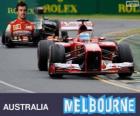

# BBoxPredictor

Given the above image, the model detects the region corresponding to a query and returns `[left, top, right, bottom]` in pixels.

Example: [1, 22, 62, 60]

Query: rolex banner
[0, 93, 139, 116]
[0, 0, 140, 33]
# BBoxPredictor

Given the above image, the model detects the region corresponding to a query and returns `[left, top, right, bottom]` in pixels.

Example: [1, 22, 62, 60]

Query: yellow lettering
[57, 0, 63, 3]
[58, 5, 63, 13]
[118, 4, 138, 13]
[51, 5, 58, 12]
[70, 5, 77, 13]
[27, 8, 34, 14]
[8, 8, 34, 14]
[118, 4, 125, 13]
[8, 8, 16, 14]
[43, 4, 78, 14]
[126, 7, 133, 13]
[132, 7, 137, 12]
[63, 5, 68, 13]
[43, 5, 49, 13]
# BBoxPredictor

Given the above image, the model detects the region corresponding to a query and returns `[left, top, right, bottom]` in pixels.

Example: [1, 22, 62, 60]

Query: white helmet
[79, 32, 90, 42]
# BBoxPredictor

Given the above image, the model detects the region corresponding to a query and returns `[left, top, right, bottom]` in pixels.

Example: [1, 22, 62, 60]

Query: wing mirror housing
[34, 7, 44, 14]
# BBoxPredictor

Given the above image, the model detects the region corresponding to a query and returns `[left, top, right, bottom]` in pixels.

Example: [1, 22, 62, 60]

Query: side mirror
[34, 7, 44, 14]
[99, 37, 105, 41]
[66, 38, 74, 42]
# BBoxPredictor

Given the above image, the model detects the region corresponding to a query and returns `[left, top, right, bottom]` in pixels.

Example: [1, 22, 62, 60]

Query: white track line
[117, 34, 137, 43]
[0, 80, 35, 93]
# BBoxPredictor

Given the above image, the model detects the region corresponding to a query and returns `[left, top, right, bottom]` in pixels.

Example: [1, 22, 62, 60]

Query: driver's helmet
[79, 32, 90, 42]
[42, 20, 57, 36]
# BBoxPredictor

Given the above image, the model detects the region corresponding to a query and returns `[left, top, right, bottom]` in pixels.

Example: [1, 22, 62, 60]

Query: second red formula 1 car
[37, 19, 134, 79]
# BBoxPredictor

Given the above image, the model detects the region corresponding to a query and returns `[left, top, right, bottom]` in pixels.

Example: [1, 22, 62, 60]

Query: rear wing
[60, 21, 94, 31]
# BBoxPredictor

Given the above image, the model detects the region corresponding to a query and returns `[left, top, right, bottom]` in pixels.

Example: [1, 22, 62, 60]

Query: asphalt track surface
[0, 19, 140, 93]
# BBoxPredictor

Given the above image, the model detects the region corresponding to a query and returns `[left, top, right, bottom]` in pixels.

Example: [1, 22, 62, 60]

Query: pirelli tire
[2, 32, 6, 45]
[5, 37, 15, 48]
[117, 43, 134, 78]
[2, 32, 15, 48]
[48, 44, 65, 79]
[37, 40, 54, 71]
[32, 31, 42, 46]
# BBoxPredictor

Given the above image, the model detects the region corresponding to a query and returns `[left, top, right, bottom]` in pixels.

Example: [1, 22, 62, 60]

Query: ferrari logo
[13, 24, 21, 31]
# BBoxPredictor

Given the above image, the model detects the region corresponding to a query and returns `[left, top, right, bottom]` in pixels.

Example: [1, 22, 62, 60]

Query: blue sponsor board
[0, 93, 139, 116]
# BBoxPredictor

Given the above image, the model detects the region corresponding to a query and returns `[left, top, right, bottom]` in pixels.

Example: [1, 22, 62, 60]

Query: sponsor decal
[25, 25, 32, 30]
[13, 30, 31, 35]
[13, 24, 21, 31]
[54, 63, 81, 70]
[60, 21, 93, 30]
[118, 0, 140, 13]
[8, 8, 34, 14]
[42, 0, 78, 14]
[43, 4, 78, 14]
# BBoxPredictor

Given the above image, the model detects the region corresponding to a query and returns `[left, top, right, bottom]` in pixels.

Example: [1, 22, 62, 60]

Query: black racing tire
[32, 31, 42, 46]
[117, 43, 134, 78]
[5, 37, 15, 48]
[37, 40, 54, 71]
[5, 42, 15, 48]
[2, 32, 15, 48]
[2, 32, 6, 45]
[48, 44, 65, 78]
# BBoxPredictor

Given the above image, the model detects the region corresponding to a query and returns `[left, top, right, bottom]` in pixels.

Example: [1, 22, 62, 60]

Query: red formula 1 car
[37, 20, 134, 79]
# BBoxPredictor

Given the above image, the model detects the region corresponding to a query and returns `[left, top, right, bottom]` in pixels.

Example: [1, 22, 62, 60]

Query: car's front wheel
[5, 37, 15, 48]
[37, 40, 54, 71]
[48, 44, 65, 79]
[117, 43, 134, 78]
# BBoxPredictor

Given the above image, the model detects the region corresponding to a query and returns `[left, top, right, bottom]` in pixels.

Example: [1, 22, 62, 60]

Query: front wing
[49, 62, 134, 75]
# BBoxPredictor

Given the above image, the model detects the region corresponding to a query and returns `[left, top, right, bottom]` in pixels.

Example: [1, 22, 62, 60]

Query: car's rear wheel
[116, 43, 134, 78]
[48, 44, 65, 78]
[37, 40, 54, 71]
[32, 31, 42, 46]
[2, 32, 6, 45]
